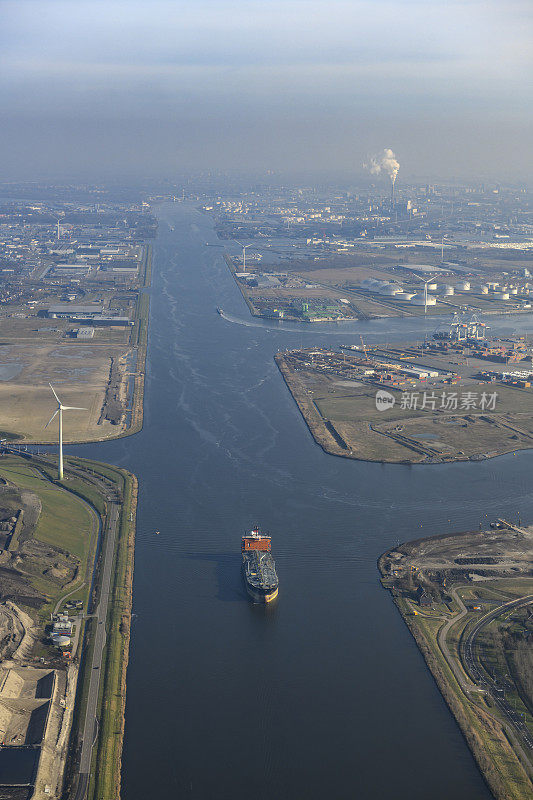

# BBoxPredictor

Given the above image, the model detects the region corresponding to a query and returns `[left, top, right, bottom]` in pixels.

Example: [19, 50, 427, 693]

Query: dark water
[74, 203, 533, 799]
[0, 747, 39, 785]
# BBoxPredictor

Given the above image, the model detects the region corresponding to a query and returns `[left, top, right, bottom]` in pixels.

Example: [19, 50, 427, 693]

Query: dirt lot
[0, 338, 129, 442]
[277, 351, 533, 464]
[387, 524, 533, 578]
[0, 667, 54, 747]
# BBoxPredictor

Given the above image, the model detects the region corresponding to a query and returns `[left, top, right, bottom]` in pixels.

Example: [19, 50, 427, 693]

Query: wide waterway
[76, 203, 533, 799]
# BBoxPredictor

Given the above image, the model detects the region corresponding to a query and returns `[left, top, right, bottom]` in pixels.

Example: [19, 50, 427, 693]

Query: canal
[76, 202, 533, 799]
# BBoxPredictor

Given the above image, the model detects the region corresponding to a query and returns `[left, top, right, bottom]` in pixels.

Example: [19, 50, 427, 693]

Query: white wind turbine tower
[45, 384, 86, 480]
[236, 241, 252, 271]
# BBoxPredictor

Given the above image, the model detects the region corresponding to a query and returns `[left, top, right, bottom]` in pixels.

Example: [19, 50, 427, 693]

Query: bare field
[277, 353, 533, 464]
[0, 340, 129, 442]
[297, 265, 401, 284]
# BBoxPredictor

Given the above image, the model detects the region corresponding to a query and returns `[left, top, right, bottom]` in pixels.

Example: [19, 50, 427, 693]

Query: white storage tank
[480, 285, 489, 294]
[379, 284, 402, 295]
[395, 292, 415, 300]
[510, 288, 518, 295]
[439, 285, 455, 296]
[427, 282, 438, 291]
[411, 294, 437, 306]
[494, 292, 510, 300]
[456, 281, 471, 291]
[52, 635, 71, 647]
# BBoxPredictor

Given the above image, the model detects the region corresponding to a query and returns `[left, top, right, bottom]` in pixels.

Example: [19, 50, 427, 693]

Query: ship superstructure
[241, 528, 279, 603]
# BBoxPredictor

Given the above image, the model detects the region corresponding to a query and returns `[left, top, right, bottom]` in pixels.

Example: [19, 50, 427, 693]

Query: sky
[1, 0, 532, 183]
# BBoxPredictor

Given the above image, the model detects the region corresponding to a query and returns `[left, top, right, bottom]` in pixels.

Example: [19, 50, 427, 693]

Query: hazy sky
[1, 0, 532, 182]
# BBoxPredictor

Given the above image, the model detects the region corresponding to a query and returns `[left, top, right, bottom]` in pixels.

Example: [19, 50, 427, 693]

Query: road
[437, 588, 481, 693]
[75, 499, 120, 797]
[461, 593, 533, 753]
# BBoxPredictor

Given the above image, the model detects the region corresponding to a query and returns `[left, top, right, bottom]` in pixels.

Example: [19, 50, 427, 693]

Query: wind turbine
[52, 213, 65, 241]
[236, 241, 252, 271]
[45, 384, 86, 480]
[414, 274, 434, 315]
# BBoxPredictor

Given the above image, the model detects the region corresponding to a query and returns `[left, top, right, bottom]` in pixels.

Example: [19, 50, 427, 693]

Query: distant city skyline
[1, 0, 532, 182]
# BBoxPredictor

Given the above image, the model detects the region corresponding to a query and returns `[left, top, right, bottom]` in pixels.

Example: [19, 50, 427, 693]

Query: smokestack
[364, 148, 400, 206]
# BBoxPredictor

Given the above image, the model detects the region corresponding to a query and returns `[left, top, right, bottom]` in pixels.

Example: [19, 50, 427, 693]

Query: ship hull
[241, 529, 278, 604]
[244, 581, 279, 604]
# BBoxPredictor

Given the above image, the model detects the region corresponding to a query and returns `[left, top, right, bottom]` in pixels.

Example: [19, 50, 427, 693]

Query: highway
[1, 447, 124, 800]
[461, 594, 533, 753]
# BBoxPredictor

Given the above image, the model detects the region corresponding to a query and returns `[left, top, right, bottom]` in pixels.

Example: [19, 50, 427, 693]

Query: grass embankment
[412, 612, 531, 800]
[125, 290, 150, 437]
[143, 243, 153, 287]
[71, 459, 137, 800]
[0, 455, 96, 621]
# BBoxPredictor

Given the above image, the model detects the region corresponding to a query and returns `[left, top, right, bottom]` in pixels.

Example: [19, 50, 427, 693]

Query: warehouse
[46, 304, 104, 318]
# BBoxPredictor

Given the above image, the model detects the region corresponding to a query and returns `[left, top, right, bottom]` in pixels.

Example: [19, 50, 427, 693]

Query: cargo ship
[241, 528, 279, 603]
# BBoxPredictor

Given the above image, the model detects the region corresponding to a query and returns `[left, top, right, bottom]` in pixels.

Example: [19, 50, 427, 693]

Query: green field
[0, 457, 94, 563]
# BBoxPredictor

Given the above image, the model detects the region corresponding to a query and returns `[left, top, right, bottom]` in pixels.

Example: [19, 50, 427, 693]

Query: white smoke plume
[365, 148, 400, 185]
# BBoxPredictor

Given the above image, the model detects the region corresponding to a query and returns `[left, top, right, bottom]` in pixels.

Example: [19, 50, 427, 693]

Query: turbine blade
[49, 383, 60, 404]
[62, 406, 87, 411]
[44, 409, 59, 429]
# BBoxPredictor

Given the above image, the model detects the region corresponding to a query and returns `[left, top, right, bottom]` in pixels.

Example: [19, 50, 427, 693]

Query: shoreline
[87, 461, 137, 800]
[378, 534, 533, 800]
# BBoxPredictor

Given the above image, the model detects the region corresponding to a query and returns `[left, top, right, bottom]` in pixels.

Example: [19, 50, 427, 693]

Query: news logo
[375, 390, 396, 411]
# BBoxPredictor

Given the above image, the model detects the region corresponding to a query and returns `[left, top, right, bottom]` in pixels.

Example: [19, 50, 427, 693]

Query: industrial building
[46, 304, 103, 318]
[45, 304, 132, 326]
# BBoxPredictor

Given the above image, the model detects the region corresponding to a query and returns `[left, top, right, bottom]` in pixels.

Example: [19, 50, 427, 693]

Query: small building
[416, 586, 432, 607]
[52, 619, 72, 636]
[74, 327, 95, 339]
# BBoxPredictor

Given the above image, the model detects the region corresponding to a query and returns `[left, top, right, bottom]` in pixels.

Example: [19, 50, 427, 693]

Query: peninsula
[379, 520, 533, 800]
[276, 325, 533, 464]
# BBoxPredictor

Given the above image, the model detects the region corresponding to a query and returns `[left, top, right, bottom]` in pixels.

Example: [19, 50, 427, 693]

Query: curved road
[461, 593, 533, 752]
